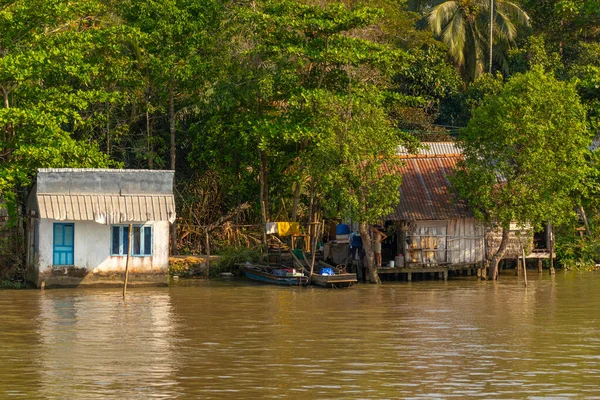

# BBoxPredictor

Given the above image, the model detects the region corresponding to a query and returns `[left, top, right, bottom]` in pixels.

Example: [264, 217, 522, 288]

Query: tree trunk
[359, 222, 381, 284]
[579, 205, 591, 236]
[259, 150, 269, 223]
[2, 87, 13, 162]
[169, 86, 178, 255]
[147, 108, 153, 169]
[291, 181, 301, 221]
[488, 223, 511, 280]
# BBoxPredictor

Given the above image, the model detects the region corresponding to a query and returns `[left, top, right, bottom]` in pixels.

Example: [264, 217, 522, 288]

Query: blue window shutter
[123, 226, 130, 255]
[144, 226, 152, 255]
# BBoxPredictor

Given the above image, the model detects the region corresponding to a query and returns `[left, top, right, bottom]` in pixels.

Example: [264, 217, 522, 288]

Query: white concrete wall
[38, 219, 170, 273]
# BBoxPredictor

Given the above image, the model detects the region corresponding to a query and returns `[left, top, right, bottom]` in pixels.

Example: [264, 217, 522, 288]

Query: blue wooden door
[53, 223, 74, 265]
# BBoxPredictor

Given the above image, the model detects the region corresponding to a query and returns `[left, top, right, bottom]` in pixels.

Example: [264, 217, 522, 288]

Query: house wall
[403, 218, 485, 266]
[447, 218, 485, 264]
[485, 222, 534, 259]
[35, 219, 170, 288]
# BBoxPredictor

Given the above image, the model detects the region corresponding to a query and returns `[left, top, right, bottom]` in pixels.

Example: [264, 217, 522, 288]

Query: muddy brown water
[2, 272, 600, 399]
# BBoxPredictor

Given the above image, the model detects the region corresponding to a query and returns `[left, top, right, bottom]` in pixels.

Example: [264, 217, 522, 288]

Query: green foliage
[555, 232, 600, 270]
[0, 0, 127, 214]
[508, 35, 564, 75]
[190, 0, 414, 225]
[0, 280, 30, 290]
[212, 246, 261, 277]
[453, 68, 591, 232]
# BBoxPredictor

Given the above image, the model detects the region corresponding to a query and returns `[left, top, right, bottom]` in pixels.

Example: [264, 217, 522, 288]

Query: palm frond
[496, 1, 530, 28]
[427, 1, 460, 36]
[442, 7, 466, 66]
[495, 10, 518, 42]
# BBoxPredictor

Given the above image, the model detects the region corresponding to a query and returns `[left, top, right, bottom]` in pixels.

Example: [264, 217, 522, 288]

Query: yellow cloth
[277, 222, 300, 236]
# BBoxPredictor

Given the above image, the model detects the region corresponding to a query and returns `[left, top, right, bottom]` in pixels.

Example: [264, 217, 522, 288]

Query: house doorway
[53, 223, 74, 265]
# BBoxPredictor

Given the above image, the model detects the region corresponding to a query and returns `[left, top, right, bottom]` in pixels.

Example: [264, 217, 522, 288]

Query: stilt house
[387, 142, 486, 268]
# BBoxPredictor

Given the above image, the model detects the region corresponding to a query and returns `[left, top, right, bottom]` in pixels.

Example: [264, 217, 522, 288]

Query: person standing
[373, 227, 387, 267]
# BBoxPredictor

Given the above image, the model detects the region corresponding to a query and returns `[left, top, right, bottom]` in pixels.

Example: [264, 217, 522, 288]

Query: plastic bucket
[389, 260, 395, 268]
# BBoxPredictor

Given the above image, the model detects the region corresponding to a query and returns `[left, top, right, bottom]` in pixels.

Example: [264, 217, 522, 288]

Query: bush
[555, 233, 600, 271]
[211, 246, 261, 278]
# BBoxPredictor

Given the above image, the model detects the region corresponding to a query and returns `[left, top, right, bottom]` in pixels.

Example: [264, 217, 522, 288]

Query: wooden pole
[308, 222, 322, 284]
[550, 225, 555, 275]
[123, 223, 132, 300]
[522, 247, 528, 287]
[262, 201, 269, 266]
[205, 228, 211, 279]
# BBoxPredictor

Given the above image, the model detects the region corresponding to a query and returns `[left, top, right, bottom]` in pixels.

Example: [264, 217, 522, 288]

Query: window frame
[110, 224, 153, 257]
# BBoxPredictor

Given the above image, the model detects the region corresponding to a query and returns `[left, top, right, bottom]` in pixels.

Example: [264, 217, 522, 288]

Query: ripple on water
[1, 274, 600, 398]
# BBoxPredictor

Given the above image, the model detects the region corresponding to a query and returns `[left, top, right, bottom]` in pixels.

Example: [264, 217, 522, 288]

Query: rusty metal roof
[37, 194, 176, 224]
[388, 142, 471, 221]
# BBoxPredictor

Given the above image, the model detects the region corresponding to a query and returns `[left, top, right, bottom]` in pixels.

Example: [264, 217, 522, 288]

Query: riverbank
[0, 280, 29, 289]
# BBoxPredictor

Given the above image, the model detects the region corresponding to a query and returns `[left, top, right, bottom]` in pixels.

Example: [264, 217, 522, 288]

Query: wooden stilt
[538, 258, 543, 273]
[407, 272, 412, 282]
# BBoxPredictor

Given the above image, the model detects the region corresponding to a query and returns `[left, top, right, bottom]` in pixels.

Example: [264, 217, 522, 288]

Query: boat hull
[242, 266, 308, 286]
[311, 273, 357, 288]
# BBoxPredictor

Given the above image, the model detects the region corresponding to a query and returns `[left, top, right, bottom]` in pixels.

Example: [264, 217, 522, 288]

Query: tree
[303, 87, 415, 284]
[0, 0, 127, 215]
[452, 67, 591, 279]
[188, 0, 416, 282]
[427, 0, 529, 81]
[118, 0, 221, 253]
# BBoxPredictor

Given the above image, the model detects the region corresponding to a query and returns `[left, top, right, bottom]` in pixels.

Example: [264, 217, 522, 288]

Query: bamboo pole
[123, 224, 132, 300]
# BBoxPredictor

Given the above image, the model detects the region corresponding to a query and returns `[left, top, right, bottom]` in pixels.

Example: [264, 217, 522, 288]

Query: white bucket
[389, 260, 395, 268]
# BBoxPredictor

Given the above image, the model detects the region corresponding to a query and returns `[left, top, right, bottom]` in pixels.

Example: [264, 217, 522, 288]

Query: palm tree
[427, 0, 529, 81]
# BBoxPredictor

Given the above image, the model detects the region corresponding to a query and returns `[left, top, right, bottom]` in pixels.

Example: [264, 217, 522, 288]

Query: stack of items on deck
[335, 224, 350, 243]
[272, 268, 303, 277]
[323, 224, 355, 265]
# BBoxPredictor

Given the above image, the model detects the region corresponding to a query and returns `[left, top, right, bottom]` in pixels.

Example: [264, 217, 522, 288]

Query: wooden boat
[242, 264, 309, 286]
[310, 261, 357, 288]
[311, 272, 357, 288]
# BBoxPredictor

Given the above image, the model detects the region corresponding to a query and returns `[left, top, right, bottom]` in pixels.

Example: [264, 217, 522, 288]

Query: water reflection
[36, 289, 177, 399]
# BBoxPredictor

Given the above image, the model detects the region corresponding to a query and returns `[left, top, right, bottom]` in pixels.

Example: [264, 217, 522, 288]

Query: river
[1, 271, 600, 399]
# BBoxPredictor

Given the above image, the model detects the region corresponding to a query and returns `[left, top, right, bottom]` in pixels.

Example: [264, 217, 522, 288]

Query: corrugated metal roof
[397, 142, 461, 157]
[36, 168, 174, 196]
[387, 155, 471, 221]
[37, 194, 176, 224]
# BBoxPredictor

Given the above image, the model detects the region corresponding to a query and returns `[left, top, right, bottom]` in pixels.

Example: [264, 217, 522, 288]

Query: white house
[26, 169, 176, 288]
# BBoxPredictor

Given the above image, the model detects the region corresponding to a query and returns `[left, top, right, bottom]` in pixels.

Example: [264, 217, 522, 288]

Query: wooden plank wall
[405, 219, 485, 265]
[447, 218, 485, 264]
